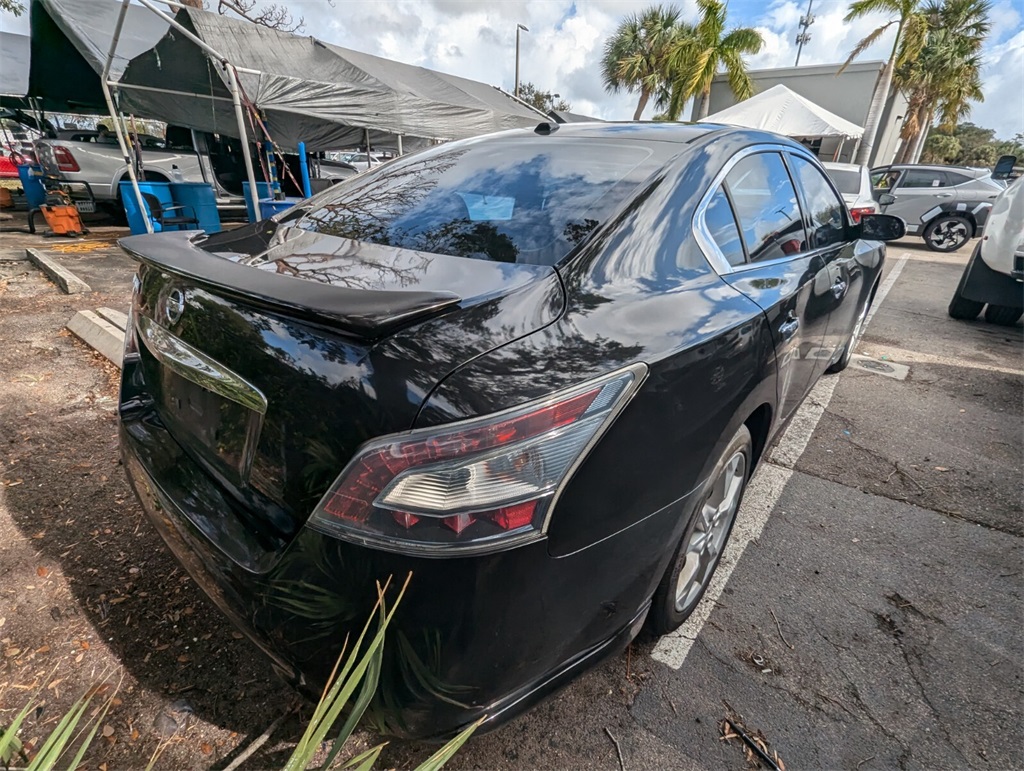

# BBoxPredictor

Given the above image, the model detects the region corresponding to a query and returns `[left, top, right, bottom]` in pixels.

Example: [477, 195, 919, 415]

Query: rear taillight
[850, 206, 875, 223]
[308, 363, 647, 555]
[54, 147, 80, 172]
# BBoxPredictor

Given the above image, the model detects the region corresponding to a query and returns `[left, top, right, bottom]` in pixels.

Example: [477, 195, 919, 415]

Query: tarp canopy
[28, 0, 171, 112]
[26, 0, 545, 150]
[1, 32, 30, 99]
[704, 84, 864, 139]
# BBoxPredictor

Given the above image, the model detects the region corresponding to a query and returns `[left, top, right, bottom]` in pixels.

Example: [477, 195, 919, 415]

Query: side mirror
[993, 154, 1017, 181]
[878, 193, 896, 206]
[860, 213, 906, 242]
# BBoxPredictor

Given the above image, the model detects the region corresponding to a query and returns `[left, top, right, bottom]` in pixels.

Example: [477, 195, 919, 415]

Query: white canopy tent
[704, 84, 864, 156]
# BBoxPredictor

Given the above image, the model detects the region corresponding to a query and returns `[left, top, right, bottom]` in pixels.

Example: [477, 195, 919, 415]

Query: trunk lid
[120, 225, 563, 553]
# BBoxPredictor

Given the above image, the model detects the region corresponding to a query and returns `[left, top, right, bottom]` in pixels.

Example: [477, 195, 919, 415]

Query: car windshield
[826, 168, 862, 195]
[296, 137, 661, 266]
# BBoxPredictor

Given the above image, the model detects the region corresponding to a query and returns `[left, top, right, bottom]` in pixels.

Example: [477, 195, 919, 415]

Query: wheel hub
[931, 221, 968, 248]
[675, 450, 746, 612]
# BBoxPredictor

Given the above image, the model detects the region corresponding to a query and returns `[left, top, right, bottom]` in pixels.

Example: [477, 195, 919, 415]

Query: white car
[823, 161, 878, 223]
[948, 175, 1024, 326]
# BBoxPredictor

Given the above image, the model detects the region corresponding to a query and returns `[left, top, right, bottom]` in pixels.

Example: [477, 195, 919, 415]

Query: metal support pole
[364, 128, 372, 170]
[397, 134, 403, 156]
[514, 24, 529, 98]
[297, 141, 312, 198]
[102, 0, 152, 233]
[794, 0, 814, 67]
[227, 65, 261, 221]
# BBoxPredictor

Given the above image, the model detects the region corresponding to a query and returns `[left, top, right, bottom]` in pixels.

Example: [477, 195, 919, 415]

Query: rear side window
[791, 156, 847, 249]
[725, 153, 806, 262]
[704, 187, 745, 266]
[902, 169, 948, 188]
[826, 168, 863, 195]
[945, 171, 973, 186]
[297, 139, 661, 266]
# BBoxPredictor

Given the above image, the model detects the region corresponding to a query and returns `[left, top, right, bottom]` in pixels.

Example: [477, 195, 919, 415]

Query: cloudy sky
[2, 0, 1021, 138]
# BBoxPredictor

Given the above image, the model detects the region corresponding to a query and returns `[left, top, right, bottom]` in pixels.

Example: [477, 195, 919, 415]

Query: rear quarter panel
[416, 136, 780, 559]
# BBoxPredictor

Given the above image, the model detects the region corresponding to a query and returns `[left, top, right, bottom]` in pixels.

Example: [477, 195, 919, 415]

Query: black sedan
[117, 123, 904, 738]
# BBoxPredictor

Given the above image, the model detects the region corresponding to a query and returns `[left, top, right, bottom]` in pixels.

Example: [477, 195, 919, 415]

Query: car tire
[923, 216, 972, 253]
[826, 293, 871, 374]
[646, 424, 752, 637]
[983, 304, 1023, 326]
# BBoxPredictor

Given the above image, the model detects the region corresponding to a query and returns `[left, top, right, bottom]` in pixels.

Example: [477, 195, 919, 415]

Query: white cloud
[1, 0, 1021, 135]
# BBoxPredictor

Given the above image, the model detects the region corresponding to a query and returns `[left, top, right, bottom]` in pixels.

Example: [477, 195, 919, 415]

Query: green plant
[663, 0, 764, 120]
[601, 5, 691, 120]
[1, 674, 121, 771]
[1, 575, 478, 771]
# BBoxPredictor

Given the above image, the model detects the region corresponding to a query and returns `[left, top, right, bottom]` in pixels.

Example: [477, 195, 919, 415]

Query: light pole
[794, 0, 814, 66]
[515, 23, 529, 98]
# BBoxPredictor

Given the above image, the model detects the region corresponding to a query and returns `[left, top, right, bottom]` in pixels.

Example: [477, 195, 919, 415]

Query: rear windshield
[296, 137, 662, 266]
[825, 168, 862, 195]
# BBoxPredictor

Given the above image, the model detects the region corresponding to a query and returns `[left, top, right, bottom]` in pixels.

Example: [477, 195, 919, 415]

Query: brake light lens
[54, 146, 80, 172]
[850, 206, 875, 223]
[308, 363, 647, 555]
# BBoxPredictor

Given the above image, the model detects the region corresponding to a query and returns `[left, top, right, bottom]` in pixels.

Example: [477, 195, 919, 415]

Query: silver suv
[871, 163, 1004, 252]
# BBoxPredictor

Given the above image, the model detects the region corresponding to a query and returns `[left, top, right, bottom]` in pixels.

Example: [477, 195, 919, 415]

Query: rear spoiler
[119, 232, 461, 339]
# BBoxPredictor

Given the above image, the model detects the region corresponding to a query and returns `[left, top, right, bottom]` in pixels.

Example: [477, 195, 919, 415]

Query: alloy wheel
[928, 219, 969, 250]
[674, 450, 747, 612]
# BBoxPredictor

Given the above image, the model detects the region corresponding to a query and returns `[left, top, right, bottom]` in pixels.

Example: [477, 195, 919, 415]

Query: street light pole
[794, 0, 814, 66]
[515, 23, 529, 98]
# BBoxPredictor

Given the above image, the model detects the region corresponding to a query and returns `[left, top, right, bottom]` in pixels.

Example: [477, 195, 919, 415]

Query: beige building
[693, 60, 910, 166]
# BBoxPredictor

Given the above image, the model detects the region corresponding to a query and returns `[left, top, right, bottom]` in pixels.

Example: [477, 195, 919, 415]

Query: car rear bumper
[119, 407, 686, 738]
[965, 241, 1024, 309]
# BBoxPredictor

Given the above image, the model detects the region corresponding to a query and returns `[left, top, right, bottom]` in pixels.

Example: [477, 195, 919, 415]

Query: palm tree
[893, 0, 989, 162]
[841, 0, 928, 164]
[663, 0, 763, 120]
[601, 6, 689, 121]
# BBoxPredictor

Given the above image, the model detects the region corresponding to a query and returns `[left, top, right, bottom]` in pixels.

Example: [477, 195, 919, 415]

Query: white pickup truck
[33, 126, 247, 217]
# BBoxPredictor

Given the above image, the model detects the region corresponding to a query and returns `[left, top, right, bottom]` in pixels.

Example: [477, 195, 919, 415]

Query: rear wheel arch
[744, 403, 773, 471]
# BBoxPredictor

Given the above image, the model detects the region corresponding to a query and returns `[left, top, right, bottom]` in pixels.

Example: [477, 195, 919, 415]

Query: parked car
[823, 162, 877, 222]
[117, 123, 904, 738]
[948, 175, 1024, 326]
[34, 128, 206, 214]
[870, 162, 1006, 252]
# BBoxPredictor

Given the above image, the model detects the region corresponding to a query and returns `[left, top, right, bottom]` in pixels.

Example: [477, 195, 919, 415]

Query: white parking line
[651, 254, 909, 669]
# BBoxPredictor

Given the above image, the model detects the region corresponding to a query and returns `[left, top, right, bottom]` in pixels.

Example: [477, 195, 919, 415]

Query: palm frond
[844, 0, 902, 23]
[839, 21, 893, 72]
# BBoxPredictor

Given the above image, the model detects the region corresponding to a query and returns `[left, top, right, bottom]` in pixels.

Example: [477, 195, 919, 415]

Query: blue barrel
[170, 182, 221, 233]
[119, 181, 174, 235]
[18, 164, 46, 210]
[242, 181, 273, 222]
[259, 198, 297, 219]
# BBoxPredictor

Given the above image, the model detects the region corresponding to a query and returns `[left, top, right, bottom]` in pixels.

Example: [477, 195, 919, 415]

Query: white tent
[704, 84, 864, 139]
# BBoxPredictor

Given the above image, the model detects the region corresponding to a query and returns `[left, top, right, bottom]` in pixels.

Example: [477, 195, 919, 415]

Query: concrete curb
[96, 307, 129, 332]
[25, 248, 91, 294]
[68, 310, 124, 368]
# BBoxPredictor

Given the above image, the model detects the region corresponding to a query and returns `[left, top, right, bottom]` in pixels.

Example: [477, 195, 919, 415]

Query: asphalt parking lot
[1, 235, 1021, 769]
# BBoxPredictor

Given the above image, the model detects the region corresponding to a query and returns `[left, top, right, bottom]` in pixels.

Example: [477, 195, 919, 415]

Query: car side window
[790, 156, 847, 249]
[945, 171, 973, 186]
[704, 187, 746, 266]
[724, 152, 806, 262]
[901, 169, 948, 188]
[872, 169, 900, 189]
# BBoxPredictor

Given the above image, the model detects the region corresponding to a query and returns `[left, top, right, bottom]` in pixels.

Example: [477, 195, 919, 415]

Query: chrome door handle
[832, 279, 848, 298]
[779, 313, 800, 339]
[936, 193, 954, 198]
